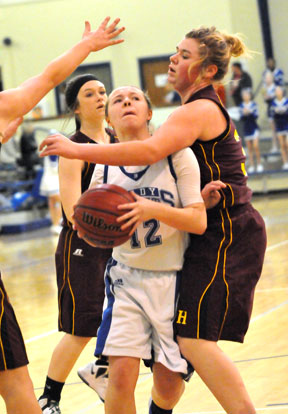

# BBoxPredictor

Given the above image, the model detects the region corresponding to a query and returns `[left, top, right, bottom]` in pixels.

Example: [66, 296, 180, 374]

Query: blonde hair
[185, 26, 247, 83]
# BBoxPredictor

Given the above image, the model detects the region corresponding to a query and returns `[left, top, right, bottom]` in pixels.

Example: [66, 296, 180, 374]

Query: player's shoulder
[171, 146, 197, 166]
[169, 98, 216, 125]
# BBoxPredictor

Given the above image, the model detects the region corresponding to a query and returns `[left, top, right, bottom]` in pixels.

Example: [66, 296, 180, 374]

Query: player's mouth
[96, 104, 105, 110]
[122, 110, 136, 117]
[168, 65, 176, 74]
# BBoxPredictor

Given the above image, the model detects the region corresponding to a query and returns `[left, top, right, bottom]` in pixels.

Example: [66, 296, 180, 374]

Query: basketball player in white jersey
[87, 86, 207, 414]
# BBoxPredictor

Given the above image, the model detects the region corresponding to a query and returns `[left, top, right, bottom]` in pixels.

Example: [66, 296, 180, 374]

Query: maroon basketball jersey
[186, 85, 252, 210]
[62, 129, 115, 228]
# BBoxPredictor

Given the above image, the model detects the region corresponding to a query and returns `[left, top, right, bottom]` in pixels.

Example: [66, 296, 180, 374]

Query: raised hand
[1, 117, 23, 144]
[39, 133, 78, 159]
[82, 17, 125, 52]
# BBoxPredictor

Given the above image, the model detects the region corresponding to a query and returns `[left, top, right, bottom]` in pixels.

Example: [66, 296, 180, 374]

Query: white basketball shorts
[95, 258, 187, 375]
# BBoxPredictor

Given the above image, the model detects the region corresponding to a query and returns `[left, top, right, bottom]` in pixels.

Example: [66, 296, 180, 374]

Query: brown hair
[185, 26, 247, 83]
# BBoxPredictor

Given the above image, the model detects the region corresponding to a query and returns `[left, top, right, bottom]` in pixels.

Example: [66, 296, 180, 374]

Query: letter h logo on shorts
[176, 310, 187, 325]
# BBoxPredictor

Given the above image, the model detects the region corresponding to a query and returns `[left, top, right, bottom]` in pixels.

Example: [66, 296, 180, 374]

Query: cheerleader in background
[271, 86, 288, 170]
[239, 89, 263, 173]
[262, 71, 278, 153]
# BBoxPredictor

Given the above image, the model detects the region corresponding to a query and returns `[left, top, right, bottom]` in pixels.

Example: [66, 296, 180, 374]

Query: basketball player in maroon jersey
[38, 74, 116, 414]
[41, 26, 266, 414]
[0, 17, 124, 414]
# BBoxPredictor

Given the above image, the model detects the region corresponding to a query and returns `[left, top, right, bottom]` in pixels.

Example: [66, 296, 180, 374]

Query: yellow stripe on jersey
[58, 229, 72, 329]
[218, 209, 233, 339]
[234, 129, 240, 141]
[66, 233, 76, 335]
[0, 287, 7, 369]
[226, 183, 235, 207]
[199, 143, 213, 181]
[196, 214, 226, 338]
[241, 162, 247, 176]
[212, 142, 221, 180]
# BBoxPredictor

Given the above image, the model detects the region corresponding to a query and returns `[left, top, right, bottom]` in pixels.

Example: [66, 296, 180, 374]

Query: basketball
[73, 184, 135, 248]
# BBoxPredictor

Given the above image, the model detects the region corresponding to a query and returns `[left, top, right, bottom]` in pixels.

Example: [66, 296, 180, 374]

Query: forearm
[73, 140, 157, 165]
[40, 40, 92, 88]
[150, 202, 206, 235]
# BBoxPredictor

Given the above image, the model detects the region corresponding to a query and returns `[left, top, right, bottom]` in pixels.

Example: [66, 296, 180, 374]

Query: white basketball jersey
[90, 148, 203, 271]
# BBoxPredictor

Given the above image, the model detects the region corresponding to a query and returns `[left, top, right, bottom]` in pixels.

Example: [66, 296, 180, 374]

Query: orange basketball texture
[73, 184, 135, 248]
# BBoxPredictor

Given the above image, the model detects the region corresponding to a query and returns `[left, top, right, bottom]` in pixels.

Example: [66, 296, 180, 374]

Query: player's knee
[153, 365, 184, 403]
[155, 379, 184, 403]
[109, 360, 137, 394]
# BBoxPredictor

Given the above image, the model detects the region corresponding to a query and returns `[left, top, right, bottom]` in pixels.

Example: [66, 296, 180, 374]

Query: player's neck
[178, 80, 211, 104]
[80, 120, 108, 144]
[116, 126, 150, 142]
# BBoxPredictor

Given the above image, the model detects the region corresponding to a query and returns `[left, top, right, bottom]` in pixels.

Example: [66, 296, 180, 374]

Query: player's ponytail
[185, 27, 249, 82]
[224, 34, 247, 58]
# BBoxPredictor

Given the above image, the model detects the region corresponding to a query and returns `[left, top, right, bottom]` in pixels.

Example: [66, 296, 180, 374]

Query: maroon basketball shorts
[55, 228, 111, 337]
[0, 275, 28, 370]
[175, 203, 267, 343]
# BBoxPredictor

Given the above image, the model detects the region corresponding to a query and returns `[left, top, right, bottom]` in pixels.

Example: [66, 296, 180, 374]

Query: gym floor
[0, 193, 287, 414]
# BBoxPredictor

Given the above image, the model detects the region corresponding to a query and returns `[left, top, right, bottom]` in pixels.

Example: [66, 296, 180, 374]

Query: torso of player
[100, 156, 190, 272]
[187, 85, 252, 210]
[61, 130, 114, 228]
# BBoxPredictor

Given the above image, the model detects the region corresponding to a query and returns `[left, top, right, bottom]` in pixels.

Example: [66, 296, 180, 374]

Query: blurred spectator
[263, 57, 284, 86]
[230, 62, 253, 106]
[17, 124, 42, 179]
[0, 134, 19, 167]
[239, 89, 263, 173]
[271, 86, 288, 170]
[262, 71, 278, 153]
[163, 81, 181, 105]
[39, 154, 62, 234]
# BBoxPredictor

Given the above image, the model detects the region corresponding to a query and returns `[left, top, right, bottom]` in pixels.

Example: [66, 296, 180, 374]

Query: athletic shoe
[38, 396, 61, 414]
[282, 162, 288, 170]
[256, 164, 264, 173]
[247, 165, 255, 173]
[77, 360, 109, 402]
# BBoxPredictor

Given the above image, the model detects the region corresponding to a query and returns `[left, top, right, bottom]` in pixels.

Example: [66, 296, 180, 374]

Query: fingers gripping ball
[74, 184, 135, 248]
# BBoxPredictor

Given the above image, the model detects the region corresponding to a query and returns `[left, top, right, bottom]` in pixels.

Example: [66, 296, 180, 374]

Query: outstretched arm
[39, 100, 210, 164]
[0, 17, 125, 142]
[39, 99, 226, 166]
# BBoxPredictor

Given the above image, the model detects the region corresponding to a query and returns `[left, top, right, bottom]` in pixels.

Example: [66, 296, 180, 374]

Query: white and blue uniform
[271, 97, 288, 134]
[263, 83, 276, 119]
[239, 101, 259, 141]
[263, 68, 284, 87]
[89, 148, 203, 374]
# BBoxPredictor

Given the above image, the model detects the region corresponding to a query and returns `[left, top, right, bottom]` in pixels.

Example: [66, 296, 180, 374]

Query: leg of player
[149, 362, 185, 414]
[0, 366, 42, 414]
[77, 357, 109, 402]
[178, 337, 256, 414]
[105, 356, 140, 414]
[38, 334, 91, 413]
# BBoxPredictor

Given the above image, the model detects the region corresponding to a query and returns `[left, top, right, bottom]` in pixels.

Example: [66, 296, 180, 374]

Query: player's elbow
[197, 215, 207, 235]
[187, 204, 207, 235]
[139, 141, 162, 165]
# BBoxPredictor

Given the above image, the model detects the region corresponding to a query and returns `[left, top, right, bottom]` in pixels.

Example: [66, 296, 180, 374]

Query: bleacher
[245, 134, 288, 195]
[0, 143, 51, 234]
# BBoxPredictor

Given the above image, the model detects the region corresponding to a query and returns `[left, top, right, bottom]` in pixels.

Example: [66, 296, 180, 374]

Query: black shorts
[55, 228, 112, 337]
[0, 274, 28, 370]
[175, 204, 267, 343]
